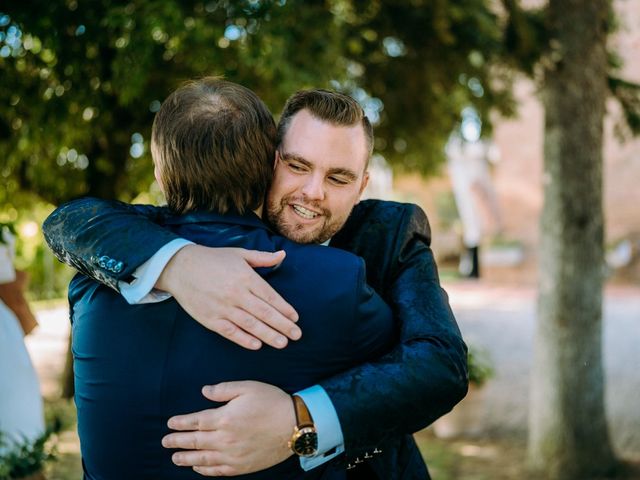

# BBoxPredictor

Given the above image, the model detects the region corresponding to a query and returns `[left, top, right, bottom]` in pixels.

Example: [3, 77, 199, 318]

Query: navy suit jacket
[46, 198, 468, 480]
[68, 210, 394, 480]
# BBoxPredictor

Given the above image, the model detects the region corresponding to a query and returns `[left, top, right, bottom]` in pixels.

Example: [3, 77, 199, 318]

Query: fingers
[207, 318, 262, 350]
[167, 409, 218, 431]
[227, 303, 299, 349]
[165, 245, 301, 350]
[225, 308, 286, 349]
[199, 381, 251, 403]
[171, 449, 237, 476]
[239, 249, 299, 323]
[163, 430, 218, 450]
[249, 280, 299, 323]
[193, 465, 236, 477]
[241, 249, 286, 268]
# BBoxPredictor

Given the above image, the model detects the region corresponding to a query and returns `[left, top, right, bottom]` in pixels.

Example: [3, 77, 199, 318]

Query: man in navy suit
[67, 77, 397, 479]
[46, 85, 468, 478]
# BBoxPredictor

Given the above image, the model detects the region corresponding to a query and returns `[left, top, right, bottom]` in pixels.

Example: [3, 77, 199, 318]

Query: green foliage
[0, 432, 53, 480]
[467, 345, 494, 387]
[435, 191, 460, 230]
[1, 0, 638, 211]
[329, 0, 518, 173]
[0, 223, 16, 245]
[0, 412, 65, 480]
[1, 203, 74, 300]
[0, 0, 523, 208]
[501, 0, 548, 76]
[19, 238, 76, 300]
[0, 1, 345, 208]
[609, 76, 640, 137]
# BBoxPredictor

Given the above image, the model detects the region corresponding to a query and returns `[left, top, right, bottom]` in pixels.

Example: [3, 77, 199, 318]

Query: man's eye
[329, 176, 350, 186]
[287, 162, 306, 172]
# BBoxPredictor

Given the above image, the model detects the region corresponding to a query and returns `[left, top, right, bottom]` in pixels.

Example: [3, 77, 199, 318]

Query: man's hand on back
[157, 245, 301, 350]
[162, 381, 295, 477]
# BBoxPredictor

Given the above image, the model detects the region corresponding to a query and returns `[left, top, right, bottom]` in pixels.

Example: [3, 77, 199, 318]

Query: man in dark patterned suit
[45, 85, 468, 479]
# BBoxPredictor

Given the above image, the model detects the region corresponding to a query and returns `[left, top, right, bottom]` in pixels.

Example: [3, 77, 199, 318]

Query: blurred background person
[446, 107, 503, 278]
[0, 224, 45, 454]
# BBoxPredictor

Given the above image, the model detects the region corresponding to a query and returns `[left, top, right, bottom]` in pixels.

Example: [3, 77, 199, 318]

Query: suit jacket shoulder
[330, 199, 431, 296]
[43, 197, 179, 290]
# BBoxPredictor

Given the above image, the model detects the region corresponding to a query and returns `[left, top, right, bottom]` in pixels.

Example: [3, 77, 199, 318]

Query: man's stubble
[266, 195, 354, 245]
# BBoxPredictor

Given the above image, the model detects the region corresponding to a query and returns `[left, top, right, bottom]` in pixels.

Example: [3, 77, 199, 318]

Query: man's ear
[273, 150, 280, 171]
[356, 171, 370, 203]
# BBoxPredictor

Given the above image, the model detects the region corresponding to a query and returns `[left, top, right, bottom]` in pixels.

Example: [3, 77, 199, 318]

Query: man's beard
[266, 196, 345, 244]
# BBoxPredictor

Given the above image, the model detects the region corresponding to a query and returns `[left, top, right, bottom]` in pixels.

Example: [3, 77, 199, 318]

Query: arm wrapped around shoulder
[43, 197, 177, 291]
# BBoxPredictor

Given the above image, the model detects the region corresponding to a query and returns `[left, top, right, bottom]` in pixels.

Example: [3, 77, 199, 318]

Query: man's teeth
[292, 205, 318, 219]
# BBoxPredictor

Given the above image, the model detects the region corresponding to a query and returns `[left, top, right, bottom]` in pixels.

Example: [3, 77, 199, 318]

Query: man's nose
[301, 175, 325, 201]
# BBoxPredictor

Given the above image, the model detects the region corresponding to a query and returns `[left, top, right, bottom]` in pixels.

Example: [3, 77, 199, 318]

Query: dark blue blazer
[46, 199, 469, 480]
[69, 210, 394, 480]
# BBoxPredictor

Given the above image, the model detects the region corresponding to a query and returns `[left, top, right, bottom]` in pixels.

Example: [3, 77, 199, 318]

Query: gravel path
[441, 282, 640, 461]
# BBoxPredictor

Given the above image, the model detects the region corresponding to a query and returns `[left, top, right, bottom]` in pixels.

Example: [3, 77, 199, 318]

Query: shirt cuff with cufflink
[296, 385, 345, 471]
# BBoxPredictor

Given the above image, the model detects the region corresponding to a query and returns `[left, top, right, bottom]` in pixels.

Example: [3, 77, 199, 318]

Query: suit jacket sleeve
[323, 200, 469, 456]
[43, 197, 178, 291]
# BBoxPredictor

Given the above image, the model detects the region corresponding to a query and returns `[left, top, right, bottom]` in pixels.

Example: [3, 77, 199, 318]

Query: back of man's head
[277, 89, 373, 159]
[152, 77, 276, 214]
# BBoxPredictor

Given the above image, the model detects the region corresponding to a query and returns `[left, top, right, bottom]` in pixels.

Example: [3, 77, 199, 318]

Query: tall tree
[528, 0, 617, 478]
[0, 0, 343, 207]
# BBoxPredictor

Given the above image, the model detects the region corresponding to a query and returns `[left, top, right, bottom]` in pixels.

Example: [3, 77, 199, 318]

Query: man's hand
[162, 381, 295, 477]
[157, 245, 301, 350]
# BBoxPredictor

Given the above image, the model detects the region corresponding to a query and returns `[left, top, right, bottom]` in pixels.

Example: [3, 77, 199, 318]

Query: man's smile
[290, 204, 322, 220]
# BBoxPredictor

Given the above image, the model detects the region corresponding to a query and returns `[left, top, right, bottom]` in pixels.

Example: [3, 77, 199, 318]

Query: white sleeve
[118, 239, 194, 304]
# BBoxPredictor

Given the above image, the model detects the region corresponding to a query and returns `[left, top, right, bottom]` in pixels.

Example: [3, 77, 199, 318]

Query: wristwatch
[288, 395, 318, 457]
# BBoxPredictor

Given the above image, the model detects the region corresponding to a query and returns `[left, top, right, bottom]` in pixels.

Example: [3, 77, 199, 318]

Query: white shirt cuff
[118, 239, 194, 304]
[296, 385, 345, 471]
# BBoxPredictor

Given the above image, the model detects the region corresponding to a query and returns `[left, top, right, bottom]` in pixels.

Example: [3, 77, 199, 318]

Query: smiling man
[44, 87, 468, 479]
[268, 104, 371, 245]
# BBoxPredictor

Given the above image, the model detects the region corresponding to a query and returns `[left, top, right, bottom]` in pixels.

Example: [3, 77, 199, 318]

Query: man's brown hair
[152, 77, 276, 214]
[276, 89, 374, 159]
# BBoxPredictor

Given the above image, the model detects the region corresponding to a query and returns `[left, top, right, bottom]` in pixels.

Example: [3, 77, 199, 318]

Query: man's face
[266, 109, 370, 244]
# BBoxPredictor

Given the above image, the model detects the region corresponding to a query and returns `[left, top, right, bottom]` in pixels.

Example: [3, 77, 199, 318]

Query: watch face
[292, 427, 318, 457]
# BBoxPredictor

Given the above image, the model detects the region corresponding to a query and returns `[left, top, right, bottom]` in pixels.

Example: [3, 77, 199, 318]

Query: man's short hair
[277, 89, 374, 159]
[152, 77, 276, 214]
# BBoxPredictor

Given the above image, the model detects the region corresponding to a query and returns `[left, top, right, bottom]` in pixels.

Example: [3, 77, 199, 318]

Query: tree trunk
[528, 0, 617, 478]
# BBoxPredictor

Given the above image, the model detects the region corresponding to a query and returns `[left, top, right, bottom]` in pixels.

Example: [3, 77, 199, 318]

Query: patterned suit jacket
[44, 198, 469, 480]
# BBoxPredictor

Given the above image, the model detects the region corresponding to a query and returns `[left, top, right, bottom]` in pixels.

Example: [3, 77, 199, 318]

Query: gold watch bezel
[288, 426, 318, 457]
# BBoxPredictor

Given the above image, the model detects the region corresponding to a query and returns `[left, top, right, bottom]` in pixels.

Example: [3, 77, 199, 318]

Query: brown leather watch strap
[292, 395, 314, 428]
